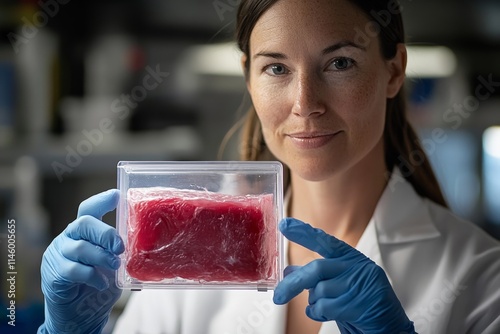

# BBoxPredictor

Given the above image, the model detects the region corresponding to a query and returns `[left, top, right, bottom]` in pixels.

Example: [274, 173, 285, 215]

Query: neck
[289, 139, 388, 247]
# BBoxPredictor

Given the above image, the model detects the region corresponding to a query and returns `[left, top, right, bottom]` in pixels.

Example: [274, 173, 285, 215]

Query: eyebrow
[253, 40, 366, 60]
[322, 41, 366, 55]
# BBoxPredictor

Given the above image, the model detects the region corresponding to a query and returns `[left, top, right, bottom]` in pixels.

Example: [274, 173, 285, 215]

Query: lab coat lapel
[355, 169, 442, 286]
[373, 169, 441, 245]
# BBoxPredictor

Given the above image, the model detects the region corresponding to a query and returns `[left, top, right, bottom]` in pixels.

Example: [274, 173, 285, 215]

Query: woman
[38, 0, 500, 333]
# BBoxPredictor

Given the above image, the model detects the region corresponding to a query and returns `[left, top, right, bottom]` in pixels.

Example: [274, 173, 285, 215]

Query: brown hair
[230, 0, 447, 207]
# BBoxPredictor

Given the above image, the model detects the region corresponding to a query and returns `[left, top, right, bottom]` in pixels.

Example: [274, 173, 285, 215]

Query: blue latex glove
[274, 218, 416, 334]
[38, 190, 124, 334]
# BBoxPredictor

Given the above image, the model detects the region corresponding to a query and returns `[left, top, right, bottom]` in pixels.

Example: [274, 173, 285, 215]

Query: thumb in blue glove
[38, 189, 124, 334]
[274, 218, 416, 334]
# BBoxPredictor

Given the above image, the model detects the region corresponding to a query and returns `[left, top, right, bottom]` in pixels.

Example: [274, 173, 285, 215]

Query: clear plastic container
[116, 161, 284, 291]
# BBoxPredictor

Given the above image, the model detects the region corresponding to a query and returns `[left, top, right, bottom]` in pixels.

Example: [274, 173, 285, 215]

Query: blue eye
[329, 57, 355, 71]
[265, 64, 288, 76]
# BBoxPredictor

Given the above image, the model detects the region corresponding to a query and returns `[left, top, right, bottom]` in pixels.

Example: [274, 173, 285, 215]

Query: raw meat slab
[125, 187, 277, 283]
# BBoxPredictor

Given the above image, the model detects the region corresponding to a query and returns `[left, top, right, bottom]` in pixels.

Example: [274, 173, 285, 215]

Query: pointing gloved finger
[64, 216, 124, 255]
[59, 238, 121, 270]
[280, 218, 352, 259]
[274, 259, 346, 305]
[77, 189, 119, 220]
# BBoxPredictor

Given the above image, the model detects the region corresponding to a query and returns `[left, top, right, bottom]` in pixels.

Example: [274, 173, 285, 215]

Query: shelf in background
[0, 126, 203, 179]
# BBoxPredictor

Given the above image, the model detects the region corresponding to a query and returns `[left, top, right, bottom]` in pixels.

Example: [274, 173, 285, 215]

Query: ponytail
[385, 89, 448, 207]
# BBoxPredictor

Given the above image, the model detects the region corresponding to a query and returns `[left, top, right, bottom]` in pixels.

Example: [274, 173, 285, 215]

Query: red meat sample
[126, 187, 277, 283]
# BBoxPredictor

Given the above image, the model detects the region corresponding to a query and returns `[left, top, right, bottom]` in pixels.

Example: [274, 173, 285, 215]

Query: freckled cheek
[339, 82, 386, 143]
[256, 110, 286, 148]
[252, 84, 290, 140]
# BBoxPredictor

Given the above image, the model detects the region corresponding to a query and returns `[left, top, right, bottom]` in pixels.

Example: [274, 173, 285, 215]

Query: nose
[291, 72, 326, 118]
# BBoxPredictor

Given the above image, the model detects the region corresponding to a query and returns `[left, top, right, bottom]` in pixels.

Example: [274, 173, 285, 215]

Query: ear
[241, 54, 251, 90]
[386, 44, 407, 98]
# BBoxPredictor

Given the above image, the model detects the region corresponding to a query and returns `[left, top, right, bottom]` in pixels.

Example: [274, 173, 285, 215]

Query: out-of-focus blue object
[483, 127, 500, 225]
[37, 190, 124, 334]
[274, 218, 416, 334]
[419, 129, 480, 220]
[409, 78, 436, 105]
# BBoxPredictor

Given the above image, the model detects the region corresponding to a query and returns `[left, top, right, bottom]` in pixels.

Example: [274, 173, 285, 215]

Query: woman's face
[245, 0, 406, 181]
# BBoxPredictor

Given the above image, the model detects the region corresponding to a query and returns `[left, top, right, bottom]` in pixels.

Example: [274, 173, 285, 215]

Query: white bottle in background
[15, 28, 59, 145]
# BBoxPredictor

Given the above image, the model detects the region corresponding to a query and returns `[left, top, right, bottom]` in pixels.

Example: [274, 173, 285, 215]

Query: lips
[286, 131, 340, 149]
[287, 131, 337, 138]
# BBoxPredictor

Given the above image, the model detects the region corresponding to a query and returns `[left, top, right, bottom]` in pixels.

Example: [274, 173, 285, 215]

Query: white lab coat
[113, 171, 500, 334]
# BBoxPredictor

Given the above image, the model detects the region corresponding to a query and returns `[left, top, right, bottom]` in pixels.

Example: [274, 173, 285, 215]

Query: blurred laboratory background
[0, 0, 499, 332]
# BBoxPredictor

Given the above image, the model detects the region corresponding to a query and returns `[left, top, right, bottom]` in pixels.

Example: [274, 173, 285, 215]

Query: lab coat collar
[372, 168, 441, 244]
[283, 168, 441, 254]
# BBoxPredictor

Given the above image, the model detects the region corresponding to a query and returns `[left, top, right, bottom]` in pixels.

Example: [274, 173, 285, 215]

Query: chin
[287, 157, 345, 182]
